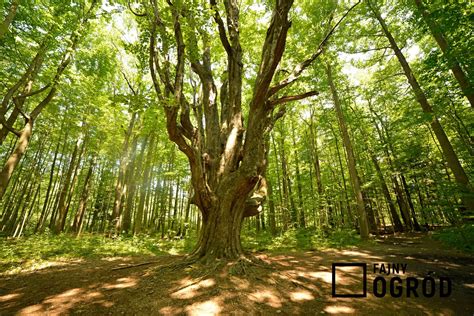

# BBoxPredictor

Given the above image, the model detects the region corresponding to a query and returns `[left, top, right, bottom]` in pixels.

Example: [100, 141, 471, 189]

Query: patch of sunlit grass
[242, 227, 365, 252]
[0, 232, 197, 274]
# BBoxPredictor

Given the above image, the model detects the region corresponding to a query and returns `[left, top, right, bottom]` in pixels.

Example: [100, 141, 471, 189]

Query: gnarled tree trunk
[146, 0, 358, 261]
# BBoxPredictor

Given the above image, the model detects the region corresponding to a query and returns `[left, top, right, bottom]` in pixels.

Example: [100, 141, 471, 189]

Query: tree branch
[127, 0, 147, 17]
[15, 84, 51, 98]
[269, 90, 319, 107]
[209, 0, 233, 57]
[0, 116, 21, 137]
[268, 0, 361, 97]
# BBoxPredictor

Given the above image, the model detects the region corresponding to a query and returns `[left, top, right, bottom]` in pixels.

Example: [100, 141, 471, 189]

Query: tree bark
[326, 63, 369, 239]
[110, 112, 137, 234]
[0, 119, 33, 200]
[370, 1, 474, 216]
[370, 152, 404, 231]
[72, 158, 94, 235]
[54, 136, 82, 233]
[134, 134, 155, 235]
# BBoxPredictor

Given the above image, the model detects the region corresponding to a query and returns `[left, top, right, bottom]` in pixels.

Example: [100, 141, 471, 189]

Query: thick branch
[268, 0, 361, 97]
[269, 90, 319, 107]
[209, 0, 232, 57]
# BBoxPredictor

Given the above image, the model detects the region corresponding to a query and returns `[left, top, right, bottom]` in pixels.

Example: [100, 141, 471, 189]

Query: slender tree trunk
[111, 112, 137, 234]
[370, 2, 474, 216]
[53, 136, 81, 233]
[134, 134, 155, 235]
[278, 129, 298, 227]
[413, 0, 473, 107]
[122, 135, 140, 234]
[72, 158, 94, 235]
[330, 124, 353, 226]
[309, 117, 325, 220]
[326, 64, 369, 239]
[267, 178, 277, 235]
[292, 124, 305, 228]
[35, 135, 61, 232]
[401, 174, 421, 231]
[370, 152, 403, 231]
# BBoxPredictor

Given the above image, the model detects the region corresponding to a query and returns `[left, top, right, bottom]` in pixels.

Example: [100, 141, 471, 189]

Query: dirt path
[1, 232, 473, 315]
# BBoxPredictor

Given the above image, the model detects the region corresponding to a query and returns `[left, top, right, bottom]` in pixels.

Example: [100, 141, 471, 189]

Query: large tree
[141, 0, 359, 261]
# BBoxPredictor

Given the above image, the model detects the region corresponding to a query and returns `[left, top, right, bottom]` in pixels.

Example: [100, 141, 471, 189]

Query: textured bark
[147, 0, 352, 259]
[370, 2, 474, 215]
[326, 64, 369, 239]
[147, 0, 297, 260]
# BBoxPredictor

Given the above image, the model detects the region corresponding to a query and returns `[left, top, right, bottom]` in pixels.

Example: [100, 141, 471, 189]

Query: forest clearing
[0, 0, 473, 314]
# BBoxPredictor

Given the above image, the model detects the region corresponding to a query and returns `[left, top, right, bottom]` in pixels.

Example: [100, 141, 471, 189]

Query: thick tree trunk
[191, 195, 246, 261]
[0, 119, 33, 200]
[326, 64, 369, 239]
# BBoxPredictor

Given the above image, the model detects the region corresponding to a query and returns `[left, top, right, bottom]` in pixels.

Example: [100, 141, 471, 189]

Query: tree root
[148, 253, 273, 278]
[111, 261, 160, 271]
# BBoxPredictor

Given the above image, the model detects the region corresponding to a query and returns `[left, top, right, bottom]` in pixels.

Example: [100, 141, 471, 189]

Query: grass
[1, 227, 366, 274]
[431, 224, 474, 253]
[242, 227, 364, 252]
[0, 232, 196, 274]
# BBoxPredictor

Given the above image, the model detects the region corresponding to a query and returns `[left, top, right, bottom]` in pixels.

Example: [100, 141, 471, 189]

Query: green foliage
[242, 228, 364, 252]
[0, 233, 196, 274]
[432, 224, 474, 253]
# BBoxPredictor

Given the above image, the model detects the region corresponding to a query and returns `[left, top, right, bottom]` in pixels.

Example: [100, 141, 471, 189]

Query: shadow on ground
[1, 233, 473, 315]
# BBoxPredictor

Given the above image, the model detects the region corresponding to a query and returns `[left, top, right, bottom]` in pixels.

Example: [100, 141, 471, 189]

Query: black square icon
[332, 263, 367, 298]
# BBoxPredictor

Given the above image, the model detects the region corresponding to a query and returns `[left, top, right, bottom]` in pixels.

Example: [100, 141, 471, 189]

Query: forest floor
[0, 232, 473, 315]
